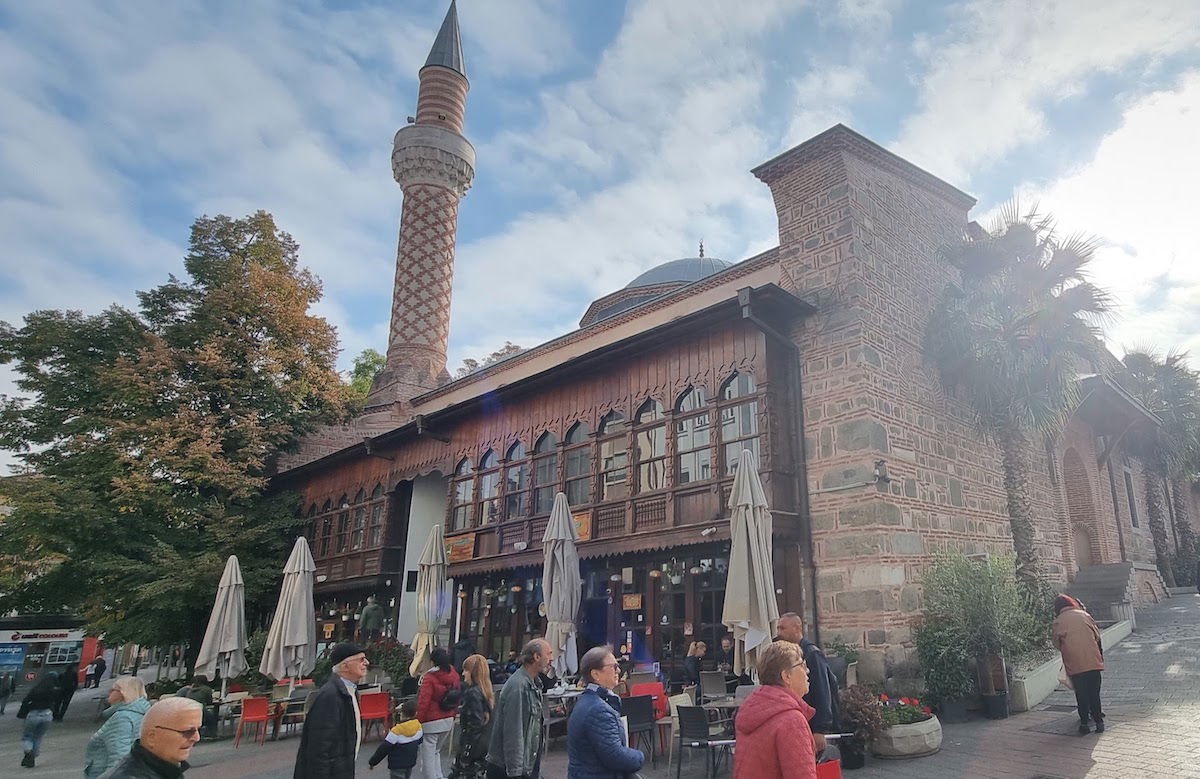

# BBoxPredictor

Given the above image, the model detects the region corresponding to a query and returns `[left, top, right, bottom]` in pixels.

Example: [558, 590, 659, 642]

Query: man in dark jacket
[294, 643, 370, 779]
[776, 612, 838, 754]
[52, 663, 79, 721]
[99, 697, 202, 778]
[91, 655, 108, 688]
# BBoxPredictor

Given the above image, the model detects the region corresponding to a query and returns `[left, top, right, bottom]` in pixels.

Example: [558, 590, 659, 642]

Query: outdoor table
[271, 694, 311, 740]
[208, 698, 246, 740]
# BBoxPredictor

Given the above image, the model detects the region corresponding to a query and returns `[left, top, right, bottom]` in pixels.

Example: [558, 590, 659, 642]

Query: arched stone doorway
[1063, 447, 1102, 577]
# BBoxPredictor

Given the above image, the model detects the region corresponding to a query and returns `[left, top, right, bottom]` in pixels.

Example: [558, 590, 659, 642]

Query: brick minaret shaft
[368, 0, 474, 409]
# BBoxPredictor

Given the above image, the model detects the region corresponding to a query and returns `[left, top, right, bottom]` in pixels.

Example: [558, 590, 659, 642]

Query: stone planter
[871, 715, 942, 759]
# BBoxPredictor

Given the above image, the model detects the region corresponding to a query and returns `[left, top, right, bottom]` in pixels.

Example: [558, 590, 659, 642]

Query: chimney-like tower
[367, 0, 474, 409]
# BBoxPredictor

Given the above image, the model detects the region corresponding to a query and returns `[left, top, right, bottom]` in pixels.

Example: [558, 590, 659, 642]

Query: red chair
[359, 691, 391, 742]
[630, 682, 668, 721]
[235, 697, 272, 747]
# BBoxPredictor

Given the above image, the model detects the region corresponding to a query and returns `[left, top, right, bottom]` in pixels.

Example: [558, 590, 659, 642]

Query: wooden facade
[274, 285, 814, 657]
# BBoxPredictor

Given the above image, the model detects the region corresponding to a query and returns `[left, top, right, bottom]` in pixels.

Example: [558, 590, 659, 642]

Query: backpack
[439, 682, 462, 710]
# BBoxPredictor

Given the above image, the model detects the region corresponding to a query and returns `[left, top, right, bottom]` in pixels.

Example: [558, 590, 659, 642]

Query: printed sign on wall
[0, 643, 26, 672]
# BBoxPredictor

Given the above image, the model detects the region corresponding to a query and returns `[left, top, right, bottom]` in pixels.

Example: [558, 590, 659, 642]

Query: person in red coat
[734, 640, 817, 779]
[416, 647, 462, 779]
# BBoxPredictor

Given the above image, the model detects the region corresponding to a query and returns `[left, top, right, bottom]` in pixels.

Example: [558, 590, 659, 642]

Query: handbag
[16, 698, 30, 719]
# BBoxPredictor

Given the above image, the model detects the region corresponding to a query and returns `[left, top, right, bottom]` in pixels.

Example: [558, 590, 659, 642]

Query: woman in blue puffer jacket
[567, 645, 645, 779]
[84, 676, 151, 778]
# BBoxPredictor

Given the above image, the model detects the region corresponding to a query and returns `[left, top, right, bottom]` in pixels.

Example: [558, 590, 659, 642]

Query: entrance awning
[1075, 375, 1161, 467]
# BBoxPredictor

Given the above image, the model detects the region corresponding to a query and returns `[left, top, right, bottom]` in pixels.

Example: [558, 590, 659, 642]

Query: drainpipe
[737, 288, 821, 646]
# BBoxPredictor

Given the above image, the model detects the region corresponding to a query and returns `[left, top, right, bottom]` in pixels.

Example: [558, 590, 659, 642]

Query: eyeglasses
[790, 662, 808, 671]
[155, 725, 201, 740]
[602, 662, 620, 671]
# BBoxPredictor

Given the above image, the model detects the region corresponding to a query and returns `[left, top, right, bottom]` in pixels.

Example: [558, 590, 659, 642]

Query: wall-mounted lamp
[316, 574, 328, 583]
[514, 541, 528, 551]
[511, 585, 523, 593]
[648, 569, 662, 578]
[700, 526, 717, 537]
[341, 499, 350, 510]
[689, 566, 702, 575]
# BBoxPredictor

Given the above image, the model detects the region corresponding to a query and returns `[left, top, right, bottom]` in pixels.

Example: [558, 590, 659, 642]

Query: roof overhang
[1076, 374, 1161, 467]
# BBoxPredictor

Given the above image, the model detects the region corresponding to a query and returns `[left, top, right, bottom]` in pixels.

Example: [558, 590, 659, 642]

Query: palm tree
[925, 201, 1112, 590]
[1122, 349, 1200, 585]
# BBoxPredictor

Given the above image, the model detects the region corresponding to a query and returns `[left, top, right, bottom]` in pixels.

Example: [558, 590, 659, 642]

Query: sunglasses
[155, 725, 201, 740]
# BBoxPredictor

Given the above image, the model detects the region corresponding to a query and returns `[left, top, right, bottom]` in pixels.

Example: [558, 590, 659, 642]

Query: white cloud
[895, 0, 1200, 184]
[1004, 70, 1200, 362]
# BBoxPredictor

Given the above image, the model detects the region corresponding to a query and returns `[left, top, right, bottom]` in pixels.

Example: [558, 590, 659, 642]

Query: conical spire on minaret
[424, 0, 466, 79]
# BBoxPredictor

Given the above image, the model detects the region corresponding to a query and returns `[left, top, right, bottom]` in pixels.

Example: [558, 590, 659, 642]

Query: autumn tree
[456, 341, 524, 378]
[0, 211, 351, 653]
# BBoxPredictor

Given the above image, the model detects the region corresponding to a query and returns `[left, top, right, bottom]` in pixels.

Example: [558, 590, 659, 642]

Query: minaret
[367, 0, 474, 409]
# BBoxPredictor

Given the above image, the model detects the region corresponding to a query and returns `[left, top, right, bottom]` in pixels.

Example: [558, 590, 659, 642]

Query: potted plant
[914, 621, 974, 723]
[823, 639, 860, 688]
[838, 684, 884, 770]
[872, 694, 942, 758]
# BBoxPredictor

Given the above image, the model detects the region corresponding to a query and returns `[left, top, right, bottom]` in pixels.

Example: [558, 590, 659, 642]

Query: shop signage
[0, 643, 26, 671]
[6, 630, 85, 643]
[446, 532, 477, 563]
[572, 510, 592, 542]
[321, 622, 336, 640]
[621, 594, 642, 611]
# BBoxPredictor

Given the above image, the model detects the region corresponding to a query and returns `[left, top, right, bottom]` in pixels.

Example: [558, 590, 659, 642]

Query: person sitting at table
[683, 641, 706, 687]
[175, 675, 217, 737]
[566, 645, 645, 779]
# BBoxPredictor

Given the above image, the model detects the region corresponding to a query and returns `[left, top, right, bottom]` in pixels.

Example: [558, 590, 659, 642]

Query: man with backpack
[776, 612, 840, 756]
[415, 646, 461, 779]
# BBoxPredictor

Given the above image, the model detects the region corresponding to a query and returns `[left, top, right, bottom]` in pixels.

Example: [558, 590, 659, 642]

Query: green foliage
[917, 553, 1051, 689]
[822, 638, 860, 665]
[879, 694, 932, 726]
[0, 212, 351, 650]
[925, 200, 1112, 588]
[348, 348, 386, 403]
[455, 341, 524, 378]
[839, 684, 885, 743]
[365, 637, 414, 685]
[146, 678, 188, 698]
[1171, 545, 1198, 588]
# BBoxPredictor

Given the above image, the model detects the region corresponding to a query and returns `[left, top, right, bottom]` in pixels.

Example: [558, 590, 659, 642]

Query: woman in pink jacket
[1052, 595, 1105, 735]
[734, 640, 817, 779]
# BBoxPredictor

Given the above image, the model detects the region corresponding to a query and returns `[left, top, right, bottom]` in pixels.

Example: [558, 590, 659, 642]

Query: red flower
[923, 707, 932, 714]
[899, 697, 911, 705]
[879, 694, 889, 702]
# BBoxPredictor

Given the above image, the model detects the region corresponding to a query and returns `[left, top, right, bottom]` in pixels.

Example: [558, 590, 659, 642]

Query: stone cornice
[392, 124, 475, 197]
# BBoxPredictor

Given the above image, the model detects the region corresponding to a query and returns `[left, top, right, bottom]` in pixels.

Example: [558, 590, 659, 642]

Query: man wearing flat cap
[295, 643, 370, 778]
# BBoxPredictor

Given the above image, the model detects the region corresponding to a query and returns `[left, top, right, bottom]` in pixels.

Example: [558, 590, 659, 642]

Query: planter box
[871, 715, 942, 759]
[1010, 619, 1133, 712]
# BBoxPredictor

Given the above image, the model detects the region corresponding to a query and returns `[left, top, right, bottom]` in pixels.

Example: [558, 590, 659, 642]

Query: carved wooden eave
[1075, 374, 1162, 467]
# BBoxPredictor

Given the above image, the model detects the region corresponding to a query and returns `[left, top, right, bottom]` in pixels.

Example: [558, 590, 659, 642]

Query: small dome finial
[698, 240, 705, 258]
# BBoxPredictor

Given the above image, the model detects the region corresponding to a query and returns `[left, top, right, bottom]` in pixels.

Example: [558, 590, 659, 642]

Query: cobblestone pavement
[6, 596, 1198, 778]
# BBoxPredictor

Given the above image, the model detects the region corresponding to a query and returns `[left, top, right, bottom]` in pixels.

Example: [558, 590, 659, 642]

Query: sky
[2, 0, 1199, 472]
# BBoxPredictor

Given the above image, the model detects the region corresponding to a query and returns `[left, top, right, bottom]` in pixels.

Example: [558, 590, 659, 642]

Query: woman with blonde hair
[733, 640, 816, 779]
[683, 640, 707, 686]
[84, 676, 150, 778]
[448, 654, 494, 779]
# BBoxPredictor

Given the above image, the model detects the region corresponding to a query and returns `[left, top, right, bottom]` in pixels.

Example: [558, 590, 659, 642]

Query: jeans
[1070, 669, 1104, 724]
[22, 708, 53, 756]
[390, 770, 412, 779]
[419, 727, 450, 779]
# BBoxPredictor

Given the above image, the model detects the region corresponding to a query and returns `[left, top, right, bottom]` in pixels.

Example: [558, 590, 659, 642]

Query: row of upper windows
[450, 371, 757, 476]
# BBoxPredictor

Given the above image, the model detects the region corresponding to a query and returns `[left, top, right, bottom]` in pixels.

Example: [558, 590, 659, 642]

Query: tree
[1122, 349, 1200, 586]
[348, 348, 386, 403]
[455, 341, 524, 378]
[925, 202, 1112, 590]
[0, 211, 351, 654]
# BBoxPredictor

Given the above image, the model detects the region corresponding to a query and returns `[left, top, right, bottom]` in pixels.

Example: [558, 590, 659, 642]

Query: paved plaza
[4, 594, 1200, 778]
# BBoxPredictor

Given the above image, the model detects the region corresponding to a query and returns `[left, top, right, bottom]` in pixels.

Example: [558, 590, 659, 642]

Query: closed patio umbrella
[542, 492, 581, 677]
[721, 448, 779, 678]
[259, 536, 317, 691]
[409, 524, 449, 677]
[194, 555, 248, 698]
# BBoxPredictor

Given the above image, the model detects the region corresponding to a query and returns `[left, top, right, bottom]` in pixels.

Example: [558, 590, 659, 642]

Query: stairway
[1063, 562, 1139, 622]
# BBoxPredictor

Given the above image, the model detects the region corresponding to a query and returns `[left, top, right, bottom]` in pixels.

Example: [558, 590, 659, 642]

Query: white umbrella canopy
[259, 537, 318, 686]
[542, 492, 581, 677]
[409, 524, 449, 677]
[721, 448, 779, 678]
[194, 555, 248, 695]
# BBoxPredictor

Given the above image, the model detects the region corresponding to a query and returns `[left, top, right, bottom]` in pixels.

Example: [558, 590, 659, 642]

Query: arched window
[635, 399, 667, 493]
[319, 499, 333, 557]
[565, 422, 592, 507]
[306, 504, 318, 544]
[720, 372, 760, 475]
[368, 484, 386, 547]
[335, 495, 350, 553]
[598, 411, 629, 501]
[351, 489, 367, 550]
[504, 441, 530, 520]
[533, 432, 559, 514]
[675, 387, 712, 485]
[478, 449, 501, 526]
[452, 457, 475, 531]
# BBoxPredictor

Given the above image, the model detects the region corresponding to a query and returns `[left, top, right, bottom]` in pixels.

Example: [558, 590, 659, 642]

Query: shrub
[840, 684, 885, 743]
[878, 693, 933, 726]
[914, 620, 975, 705]
[823, 638, 860, 665]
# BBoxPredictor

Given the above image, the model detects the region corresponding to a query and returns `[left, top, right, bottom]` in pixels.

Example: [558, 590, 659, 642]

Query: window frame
[674, 386, 714, 486]
[477, 449, 501, 526]
[532, 432, 559, 516]
[718, 372, 762, 476]
[633, 399, 668, 495]
[503, 441, 530, 522]
[451, 457, 476, 532]
[598, 410, 630, 502]
[368, 484, 386, 547]
[564, 421, 593, 508]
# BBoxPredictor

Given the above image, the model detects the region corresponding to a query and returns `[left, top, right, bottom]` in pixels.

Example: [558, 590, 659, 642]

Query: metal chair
[674, 705, 732, 779]
[699, 671, 730, 703]
[624, 694, 657, 769]
[734, 684, 758, 700]
[661, 692, 694, 772]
